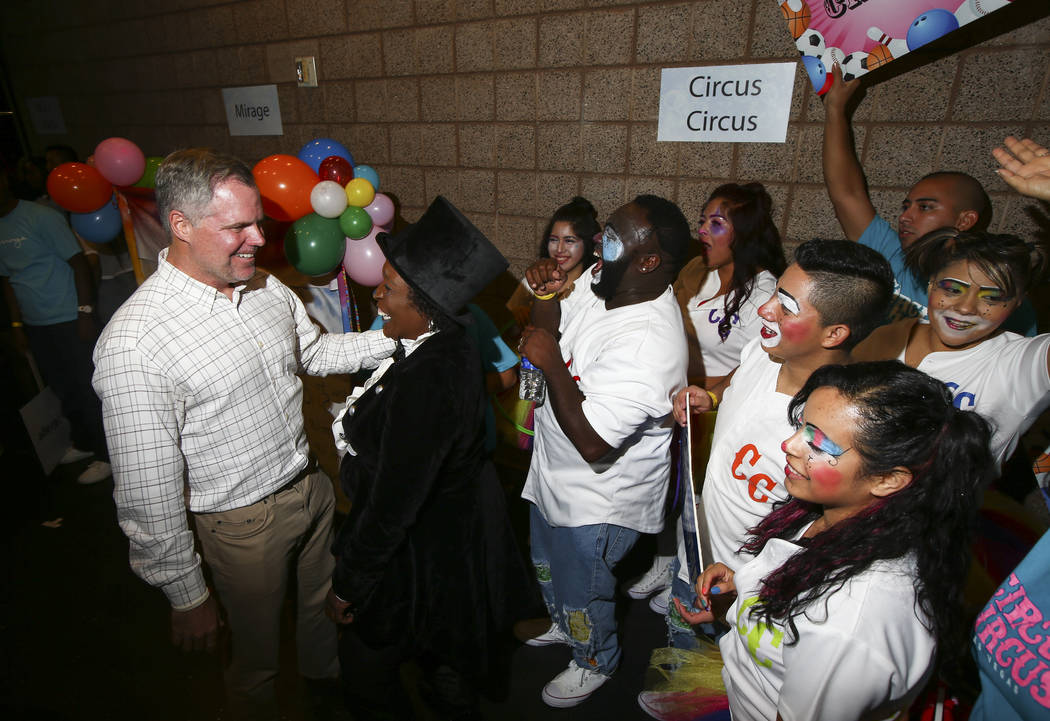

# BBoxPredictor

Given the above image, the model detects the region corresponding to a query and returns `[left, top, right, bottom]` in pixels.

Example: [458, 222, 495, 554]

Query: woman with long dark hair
[678, 182, 786, 386]
[506, 196, 601, 328]
[641, 361, 992, 721]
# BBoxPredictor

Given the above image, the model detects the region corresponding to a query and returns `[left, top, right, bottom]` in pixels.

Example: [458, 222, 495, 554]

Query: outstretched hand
[994, 136, 1050, 202]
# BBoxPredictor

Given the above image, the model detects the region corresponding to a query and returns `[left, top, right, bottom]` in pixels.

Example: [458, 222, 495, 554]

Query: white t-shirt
[905, 330, 1050, 469]
[522, 284, 687, 533]
[700, 338, 792, 567]
[720, 531, 935, 721]
[687, 270, 777, 377]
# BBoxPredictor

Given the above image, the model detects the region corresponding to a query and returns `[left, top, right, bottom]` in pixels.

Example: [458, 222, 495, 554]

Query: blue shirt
[971, 528, 1050, 720]
[370, 303, 518, 452]
[0, 200, 81, 325]
[859, 215, 1037, 336]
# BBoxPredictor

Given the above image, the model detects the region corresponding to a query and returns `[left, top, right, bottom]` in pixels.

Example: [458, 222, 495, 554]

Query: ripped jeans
[528, 503, 641, 676]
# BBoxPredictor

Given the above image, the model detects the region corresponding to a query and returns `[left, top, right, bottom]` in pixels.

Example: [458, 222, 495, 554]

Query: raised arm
[822, 64, 875, 241]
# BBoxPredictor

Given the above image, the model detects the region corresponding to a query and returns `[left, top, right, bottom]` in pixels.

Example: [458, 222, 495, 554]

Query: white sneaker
[649, 586, 671, 615]
[541, 660, 610, 708]
[60, 447, 94, 464]
[77, 461, 111, 485]
[523, 621, 570, 647]
[625, 555, 673, 599]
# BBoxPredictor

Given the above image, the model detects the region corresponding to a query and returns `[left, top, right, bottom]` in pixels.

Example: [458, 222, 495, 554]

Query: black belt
[270, 463, 315, 498]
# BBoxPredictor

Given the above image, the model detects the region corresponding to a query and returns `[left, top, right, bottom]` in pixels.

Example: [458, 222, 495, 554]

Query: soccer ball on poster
[777, 0, 1014, 95]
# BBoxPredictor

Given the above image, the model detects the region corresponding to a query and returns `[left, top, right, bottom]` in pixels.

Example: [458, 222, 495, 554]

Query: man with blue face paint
[516, 196, 691, 707]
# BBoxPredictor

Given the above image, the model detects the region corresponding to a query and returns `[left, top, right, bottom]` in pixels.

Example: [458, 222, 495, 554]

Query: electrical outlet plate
[295, 56, 318, 87]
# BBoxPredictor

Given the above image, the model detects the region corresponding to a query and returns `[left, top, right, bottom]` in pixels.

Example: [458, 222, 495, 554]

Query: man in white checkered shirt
[92, 148, 395, 719]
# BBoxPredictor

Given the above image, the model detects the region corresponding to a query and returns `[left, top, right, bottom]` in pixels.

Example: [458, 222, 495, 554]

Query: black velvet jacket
[332, 326, 527, 667]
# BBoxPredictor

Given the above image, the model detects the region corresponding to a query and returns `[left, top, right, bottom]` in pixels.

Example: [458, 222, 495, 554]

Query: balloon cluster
[253, 137, 392, 284]
[45, 137, 162, 243]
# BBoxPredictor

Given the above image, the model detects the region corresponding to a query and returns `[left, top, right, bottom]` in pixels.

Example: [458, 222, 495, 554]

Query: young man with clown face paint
[517, 196, 691, 708]
[672, 240, 893, 584]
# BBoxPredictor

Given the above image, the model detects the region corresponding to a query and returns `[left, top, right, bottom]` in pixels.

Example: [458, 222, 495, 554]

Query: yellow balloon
[345, 177, 376, 208]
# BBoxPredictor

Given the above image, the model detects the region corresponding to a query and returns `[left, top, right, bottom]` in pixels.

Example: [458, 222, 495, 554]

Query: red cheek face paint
[779, 316, 809, 343]
[809, 463, 842, 493]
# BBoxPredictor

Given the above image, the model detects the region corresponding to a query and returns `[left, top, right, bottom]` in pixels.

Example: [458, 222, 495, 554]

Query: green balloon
[339, 205, 373, 240]
[133, 156, 163, 189]
[284, 213, 345, 276]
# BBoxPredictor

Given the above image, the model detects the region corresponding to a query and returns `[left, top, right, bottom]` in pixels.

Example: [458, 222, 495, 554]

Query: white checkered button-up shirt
[93, 250, 395, 609]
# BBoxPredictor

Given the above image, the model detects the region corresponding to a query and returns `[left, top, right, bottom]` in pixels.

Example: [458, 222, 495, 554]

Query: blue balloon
[297, 138, 354, 174]
[906, 9, 959, 52]
[70, 194, 121, 243]
[353, 164, 380, 192]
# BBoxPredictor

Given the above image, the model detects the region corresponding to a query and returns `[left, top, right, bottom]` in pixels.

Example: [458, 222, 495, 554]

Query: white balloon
[310, 180, 348, 218]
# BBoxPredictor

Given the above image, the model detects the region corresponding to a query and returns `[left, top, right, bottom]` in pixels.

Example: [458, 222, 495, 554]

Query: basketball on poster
[779, 0, 1013, 94]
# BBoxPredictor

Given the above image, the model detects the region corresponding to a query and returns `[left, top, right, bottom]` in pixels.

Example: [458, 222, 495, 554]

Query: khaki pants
[194, 471, 338, 720]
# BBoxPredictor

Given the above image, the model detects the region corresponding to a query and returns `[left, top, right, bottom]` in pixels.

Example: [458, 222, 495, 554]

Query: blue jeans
[529, 503, 640, 676]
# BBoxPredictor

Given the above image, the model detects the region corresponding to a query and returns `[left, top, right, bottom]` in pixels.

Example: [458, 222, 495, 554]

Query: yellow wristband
[10, 321, 23, 328]
[704, 389, 719, 410]
[533, 291, 556, 301]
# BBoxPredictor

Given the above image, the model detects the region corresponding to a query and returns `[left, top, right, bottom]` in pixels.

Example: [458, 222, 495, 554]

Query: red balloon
[46, 162, 114, 213]
[252, 154, 318, 222]
[318, 155, 354, 187]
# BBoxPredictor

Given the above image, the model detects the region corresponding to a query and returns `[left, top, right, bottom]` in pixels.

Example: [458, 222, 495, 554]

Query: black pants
[25, 320, 107, 460]
[338, 626, 480, 721]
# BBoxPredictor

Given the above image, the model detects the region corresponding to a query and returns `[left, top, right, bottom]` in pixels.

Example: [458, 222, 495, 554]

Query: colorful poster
[778, 0, 1014, 94]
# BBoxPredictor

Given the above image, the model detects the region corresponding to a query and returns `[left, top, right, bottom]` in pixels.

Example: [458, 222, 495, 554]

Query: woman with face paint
[676, 183, 786, 387]
[639, 361, 992, 721]
[506, 196, 601, 329]
[853, 228, 1050, 471]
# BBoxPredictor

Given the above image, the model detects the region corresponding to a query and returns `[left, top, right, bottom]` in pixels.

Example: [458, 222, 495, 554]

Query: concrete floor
[1, 449, 667, 721]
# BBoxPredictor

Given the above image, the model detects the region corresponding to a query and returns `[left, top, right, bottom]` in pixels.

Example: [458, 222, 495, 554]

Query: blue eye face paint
[601, 226, 624, 262]
[803, 423, 848, 458]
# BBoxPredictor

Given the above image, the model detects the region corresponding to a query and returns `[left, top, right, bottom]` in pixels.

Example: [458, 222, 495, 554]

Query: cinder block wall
[3, 0, 1048, 278]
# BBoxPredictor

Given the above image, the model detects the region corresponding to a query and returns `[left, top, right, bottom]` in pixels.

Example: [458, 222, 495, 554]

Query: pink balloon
[363, 193, 394, 227]
[343, 228, 386, 287]
[94, 137, 146, 186]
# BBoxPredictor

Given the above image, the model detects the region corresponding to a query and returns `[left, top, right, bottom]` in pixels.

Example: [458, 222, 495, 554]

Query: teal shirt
[0, 200, 81, 325]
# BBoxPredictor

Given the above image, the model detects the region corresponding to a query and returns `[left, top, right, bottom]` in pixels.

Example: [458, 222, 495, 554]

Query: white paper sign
[658, 63, 796, 143]
[25, 97, 67, 135]
[222, 84, 283, 136]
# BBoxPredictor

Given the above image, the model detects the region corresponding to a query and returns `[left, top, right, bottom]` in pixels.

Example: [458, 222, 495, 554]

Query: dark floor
[1, 448, 668, 721]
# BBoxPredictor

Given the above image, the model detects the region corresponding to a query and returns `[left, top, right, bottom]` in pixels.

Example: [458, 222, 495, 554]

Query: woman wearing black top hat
[325, 196, 530, 720]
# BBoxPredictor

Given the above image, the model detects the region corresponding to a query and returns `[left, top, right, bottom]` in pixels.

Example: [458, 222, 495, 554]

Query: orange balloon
[252, 154, 318, 222]
[46, 162, 114, 213]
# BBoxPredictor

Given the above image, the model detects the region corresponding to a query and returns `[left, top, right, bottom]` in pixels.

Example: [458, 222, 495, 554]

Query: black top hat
[377, 196, 508, 321]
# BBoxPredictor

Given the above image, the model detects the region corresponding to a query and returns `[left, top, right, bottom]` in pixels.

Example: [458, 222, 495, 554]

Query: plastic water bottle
[519, 356, 546, 405]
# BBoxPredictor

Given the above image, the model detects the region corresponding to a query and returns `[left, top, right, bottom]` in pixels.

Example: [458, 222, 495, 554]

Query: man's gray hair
[155, 148, 256, 235]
